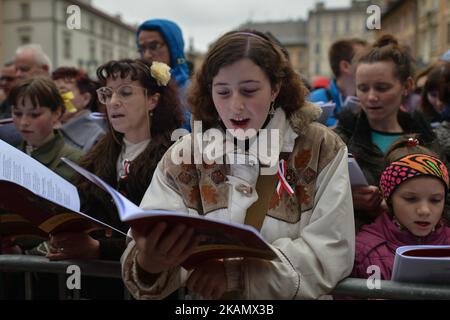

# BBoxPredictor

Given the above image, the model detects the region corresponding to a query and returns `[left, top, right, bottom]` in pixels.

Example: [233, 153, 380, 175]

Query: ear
[271, 83, 281, 102]
[80, 92, 92, 109]
[340, 60, 352, 76]
[42, 64, 50, 74]
[147, 92, 160, 112]
[403, 77, 414, 96]
[52, 106, 63, 125]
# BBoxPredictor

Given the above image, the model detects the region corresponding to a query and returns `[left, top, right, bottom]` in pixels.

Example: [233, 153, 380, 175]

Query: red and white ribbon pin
[276, 159, 294, 197]
[120, 159, 131, 179]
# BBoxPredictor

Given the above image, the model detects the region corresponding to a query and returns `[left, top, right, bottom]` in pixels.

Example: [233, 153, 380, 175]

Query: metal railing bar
[331, 278, 450, 300]
[0, 255, 121, 279]
[1, 255, 450, 300]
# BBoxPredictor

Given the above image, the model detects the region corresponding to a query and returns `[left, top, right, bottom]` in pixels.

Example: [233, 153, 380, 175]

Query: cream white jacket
[121, 104, 355, 299]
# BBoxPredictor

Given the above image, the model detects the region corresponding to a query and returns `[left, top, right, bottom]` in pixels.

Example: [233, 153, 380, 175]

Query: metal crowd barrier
[0, 254, 130, 300]
[0, 254, 449, 300]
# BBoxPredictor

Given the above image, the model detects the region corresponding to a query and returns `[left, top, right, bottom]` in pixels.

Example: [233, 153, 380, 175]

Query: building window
[316, 18, 321, 35]
[315, 43, 321, 54]
[20, 34, 31, 44]
[345, 16, 350, 33]
[430, 29, 438, 52]
[89, 18, 95, 34]
[332, 17, 338, 35]
[89, 39, 96, 60]
[315, 61, 321, 75]
[101, 45, 107, 63]
[102, 24, 107, 37]
[20, 2, 30, 20]
[63, 34, 72, 59]
[432, 0, 439, 11]
[448, 23, 450, 44]
[297, 51, 302, 64]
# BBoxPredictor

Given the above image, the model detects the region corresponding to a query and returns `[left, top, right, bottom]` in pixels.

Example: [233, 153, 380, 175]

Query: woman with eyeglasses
[46, 59, 184, 298]
[136, 19, 192, 131]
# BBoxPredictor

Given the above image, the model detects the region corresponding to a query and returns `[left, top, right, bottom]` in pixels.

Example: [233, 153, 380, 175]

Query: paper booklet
[61, 157, 278, 269]
[314, 101, 336, 125]
[348, 154, 369, 187]
[0, 118, 13, 125]
[391, 245, 450, 285]
[0, 139, 125, 242]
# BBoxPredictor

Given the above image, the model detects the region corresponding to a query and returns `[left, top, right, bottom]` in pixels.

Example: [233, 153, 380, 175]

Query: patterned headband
[380, 153, 449, 200]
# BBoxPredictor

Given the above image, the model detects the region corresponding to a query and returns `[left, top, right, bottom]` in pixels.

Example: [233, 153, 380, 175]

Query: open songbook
[61, 157, 278, 268]
[0, 139, 125, 242]
[0, 139, 277, 267]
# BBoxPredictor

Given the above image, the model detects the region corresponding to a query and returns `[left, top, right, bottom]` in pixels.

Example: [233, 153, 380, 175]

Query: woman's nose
[368, 89, 378, 102]
[230, 95, 244, 113]
[109, 91, 121, 106]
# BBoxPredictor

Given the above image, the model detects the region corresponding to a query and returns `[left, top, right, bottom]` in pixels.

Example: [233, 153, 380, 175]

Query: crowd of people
[0, 17, 450, 300]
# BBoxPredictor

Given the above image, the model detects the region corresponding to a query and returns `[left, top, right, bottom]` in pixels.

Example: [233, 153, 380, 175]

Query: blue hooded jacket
[136, 19, 189, 88]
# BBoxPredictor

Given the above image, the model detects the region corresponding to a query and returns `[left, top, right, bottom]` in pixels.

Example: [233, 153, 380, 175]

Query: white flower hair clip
[150, 62, 171, 86]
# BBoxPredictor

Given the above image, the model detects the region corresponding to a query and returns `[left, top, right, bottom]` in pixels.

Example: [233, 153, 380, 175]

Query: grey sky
[92, 0, 351, 52]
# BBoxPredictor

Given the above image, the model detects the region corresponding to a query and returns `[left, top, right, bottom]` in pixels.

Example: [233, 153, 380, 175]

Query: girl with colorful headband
[352, 136, 450, 281]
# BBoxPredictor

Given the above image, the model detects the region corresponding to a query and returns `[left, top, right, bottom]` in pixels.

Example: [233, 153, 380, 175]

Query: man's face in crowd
[137, 30, 171, 66]
[0, 65, 17, 96]
[15, 49, 49, 79]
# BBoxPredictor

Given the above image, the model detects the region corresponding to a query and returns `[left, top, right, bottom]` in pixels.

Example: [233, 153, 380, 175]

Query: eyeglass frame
[137, 40, 166, 55]
[96, 84, 147, 105]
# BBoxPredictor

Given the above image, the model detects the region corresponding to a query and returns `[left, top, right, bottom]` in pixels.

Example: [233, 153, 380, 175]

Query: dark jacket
[352, 212, 450, 281]
[0, 100, 11, 119]
[61, 111, 105, 153]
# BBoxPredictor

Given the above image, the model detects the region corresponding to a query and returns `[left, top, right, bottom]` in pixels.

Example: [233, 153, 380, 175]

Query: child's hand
[47, 232, 100, 260]
[132, 222, 198, 274]
[186, 259, 227, 300]
[352, 185, 383, 217]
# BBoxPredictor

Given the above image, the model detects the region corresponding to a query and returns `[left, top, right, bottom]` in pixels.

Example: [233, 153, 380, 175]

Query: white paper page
[0, 139, 80, 211]
[62, 157, 141, 221]
[348, 157, 368, 187]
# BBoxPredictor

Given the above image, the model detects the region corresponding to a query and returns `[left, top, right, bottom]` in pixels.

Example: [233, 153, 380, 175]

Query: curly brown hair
[188, 30, 307, 131]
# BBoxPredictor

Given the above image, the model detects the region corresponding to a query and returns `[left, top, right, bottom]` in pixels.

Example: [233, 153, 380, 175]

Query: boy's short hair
[8, 76, 63, 112]
[329, 38, 367, 78]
